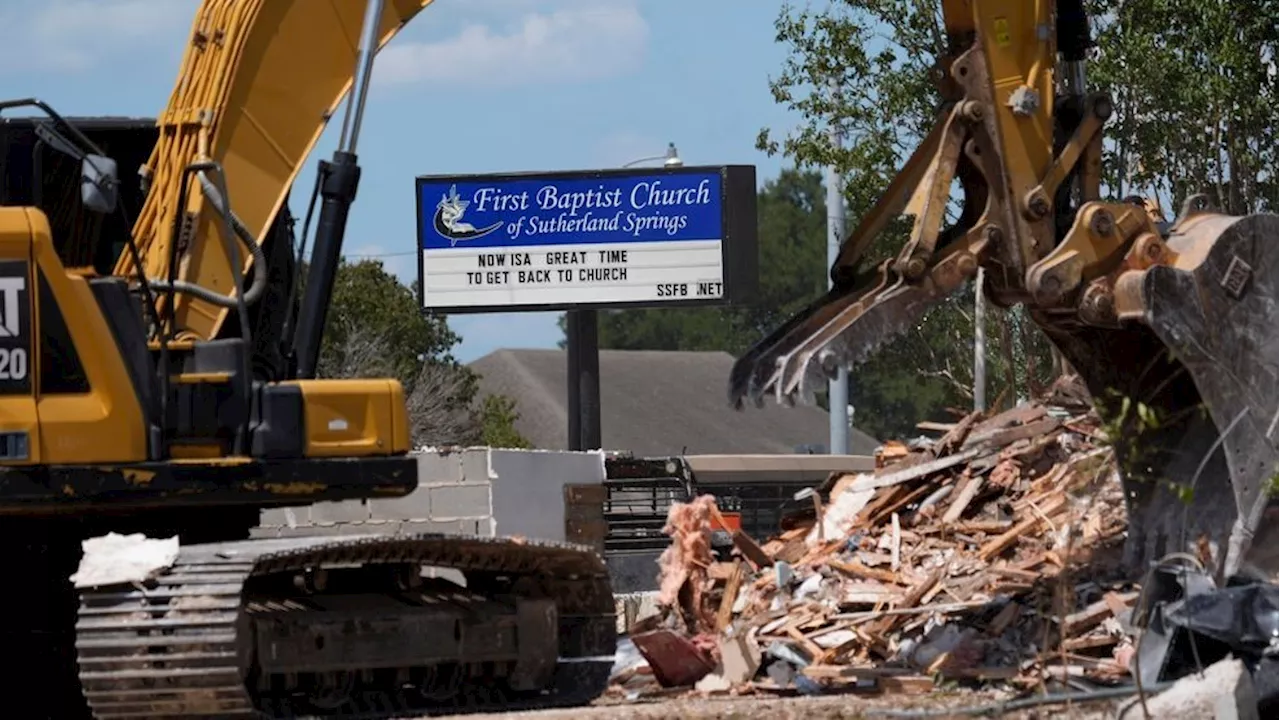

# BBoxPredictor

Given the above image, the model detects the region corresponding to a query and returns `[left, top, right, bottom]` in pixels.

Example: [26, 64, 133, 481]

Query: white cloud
[374, 3, 649, 89]
[0, 0, 196, 73]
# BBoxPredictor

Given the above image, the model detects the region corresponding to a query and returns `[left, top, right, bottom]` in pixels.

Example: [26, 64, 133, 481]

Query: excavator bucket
[1039, 203, 1279, 580]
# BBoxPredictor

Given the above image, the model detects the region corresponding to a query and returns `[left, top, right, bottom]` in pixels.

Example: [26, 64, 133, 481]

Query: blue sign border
[417, 171, 724, 251]
[415, 165, 757, 315]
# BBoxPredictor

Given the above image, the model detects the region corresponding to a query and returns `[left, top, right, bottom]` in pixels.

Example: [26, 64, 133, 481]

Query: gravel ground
[424, 690, 1134, 720]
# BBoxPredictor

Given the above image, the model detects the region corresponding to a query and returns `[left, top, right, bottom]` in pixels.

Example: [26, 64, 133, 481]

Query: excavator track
[75, 534, 617, 719]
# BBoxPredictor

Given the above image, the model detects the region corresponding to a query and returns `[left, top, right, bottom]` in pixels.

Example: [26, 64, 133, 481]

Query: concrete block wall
[489, 448, 606, 542]
[253, 447, 606, 543]
[253, 448, 501, 539]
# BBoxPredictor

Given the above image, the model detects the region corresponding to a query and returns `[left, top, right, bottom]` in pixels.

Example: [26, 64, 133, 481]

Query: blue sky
[0, 0, 805, 363]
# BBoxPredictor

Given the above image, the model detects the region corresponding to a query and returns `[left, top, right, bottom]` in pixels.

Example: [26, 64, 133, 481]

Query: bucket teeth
[729, 261, 953, 409]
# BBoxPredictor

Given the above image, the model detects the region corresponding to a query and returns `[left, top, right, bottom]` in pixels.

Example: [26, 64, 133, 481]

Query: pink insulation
[655, 494, 718, 609]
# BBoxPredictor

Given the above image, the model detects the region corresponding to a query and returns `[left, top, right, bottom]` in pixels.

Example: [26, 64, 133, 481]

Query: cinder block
[259, 506, 308, 528]
[368, 488, 432, 522]
[249, 526, 281, 538]
[429, 483, 492, 520]
[415, 452, 464, 484]
[273, 525, 341, 538]
[455, 518, 489, 536]
[335, 522, 388, 537]
[459, 449, 495, 483]
[397, 519, 468, 535]
[308, 499, 371, 524]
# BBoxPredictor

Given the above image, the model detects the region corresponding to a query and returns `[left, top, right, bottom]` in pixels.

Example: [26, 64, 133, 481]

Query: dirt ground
[428, 690, 1133, 720]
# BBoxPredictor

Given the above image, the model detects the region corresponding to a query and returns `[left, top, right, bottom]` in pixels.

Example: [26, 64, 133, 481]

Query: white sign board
[416, 167, 753, 313]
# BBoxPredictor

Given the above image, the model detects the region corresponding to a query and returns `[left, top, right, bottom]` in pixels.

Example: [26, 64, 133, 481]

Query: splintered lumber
[731, 529, 772, 568]
[852, 449, 984, 493]
[640, 387, 1136, 700]
[715, 563, 746, 631]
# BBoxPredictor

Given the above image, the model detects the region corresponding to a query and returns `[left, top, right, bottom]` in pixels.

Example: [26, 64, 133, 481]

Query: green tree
[1086, 0, 1277, 214]
[317, 258, 530, 448]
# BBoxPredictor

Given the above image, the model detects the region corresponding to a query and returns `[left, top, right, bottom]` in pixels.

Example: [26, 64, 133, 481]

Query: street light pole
[621, 142, 683, 169]
[566, 143, 683, 452]
[973, 267, 986, 412]
[826, 80, 850, 455]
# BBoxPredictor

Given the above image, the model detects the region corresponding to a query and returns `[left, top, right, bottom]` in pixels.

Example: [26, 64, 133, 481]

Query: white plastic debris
[70, 532, 180, 589]
[610, 637, 648, 679]
[795, 573, 825, 600]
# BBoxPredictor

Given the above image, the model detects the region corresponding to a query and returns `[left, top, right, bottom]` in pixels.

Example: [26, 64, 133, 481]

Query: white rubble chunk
[70, 532, 180, 590]
[1119, 657, 1259, 720]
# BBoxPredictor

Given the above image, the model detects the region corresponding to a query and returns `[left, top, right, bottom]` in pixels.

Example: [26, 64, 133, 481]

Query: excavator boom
[116, 0, 438, 352]
[730, 0, 1278, 581]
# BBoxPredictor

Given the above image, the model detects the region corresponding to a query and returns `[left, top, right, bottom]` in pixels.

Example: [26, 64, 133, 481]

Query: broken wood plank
[802, 665, 920, 679]
[731, 529, 772, 568]
[967, 404, 1049, 440]
[864, 484, 936, 528]
[936, 411, 980, 454]
[829, 559, 906, 586]
[708, 562, 739, 581]
[1059, 592, 1139, 636]
[830, 599, 991, 622]
[770, 536, 808, 565]
[942, 471, 985, 524]
[1103, 590, 1136, 621]
[852, 448, 986, 493]
[1063, 634, 1121, 651]
[715, 563, 746, 632]
[978, 494, 1068, 561]
[969, 417, 1064, 451]
[785, 625, 826, 660]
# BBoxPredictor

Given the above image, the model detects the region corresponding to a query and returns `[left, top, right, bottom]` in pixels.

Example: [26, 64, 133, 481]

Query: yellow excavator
[0, 1, 614, 718]
[730, 0, 1277, 582]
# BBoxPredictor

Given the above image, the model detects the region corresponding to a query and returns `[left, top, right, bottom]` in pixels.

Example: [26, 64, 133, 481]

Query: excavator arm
[730, 0, 1278, 581]
[731, 0, 1066, 407]
[114, 0, 437, 375]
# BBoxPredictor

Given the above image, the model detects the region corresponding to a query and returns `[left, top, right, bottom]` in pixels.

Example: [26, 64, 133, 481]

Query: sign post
[565, 305, 600, 451]
[416, 166, 757, 451]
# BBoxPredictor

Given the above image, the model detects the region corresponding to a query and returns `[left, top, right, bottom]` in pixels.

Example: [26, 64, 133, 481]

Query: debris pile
[619, 380, 1155, 699]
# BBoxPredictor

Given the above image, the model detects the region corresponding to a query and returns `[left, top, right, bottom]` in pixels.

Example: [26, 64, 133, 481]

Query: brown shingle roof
[469, 349, 882, 456]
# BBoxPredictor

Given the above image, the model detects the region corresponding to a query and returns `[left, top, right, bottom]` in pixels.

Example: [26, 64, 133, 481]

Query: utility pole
[826, 78, 850, 455]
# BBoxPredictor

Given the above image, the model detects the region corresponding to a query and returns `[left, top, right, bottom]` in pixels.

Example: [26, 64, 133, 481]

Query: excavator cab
[0, 105, 416, 512]
[728, 0, 1278, 581]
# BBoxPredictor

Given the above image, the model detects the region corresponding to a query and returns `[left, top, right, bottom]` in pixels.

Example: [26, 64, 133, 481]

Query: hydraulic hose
[135, 169, 268, 311]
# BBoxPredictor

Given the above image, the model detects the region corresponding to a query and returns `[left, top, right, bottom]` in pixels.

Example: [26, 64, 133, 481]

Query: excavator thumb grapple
[728, 0, 1278, 581]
